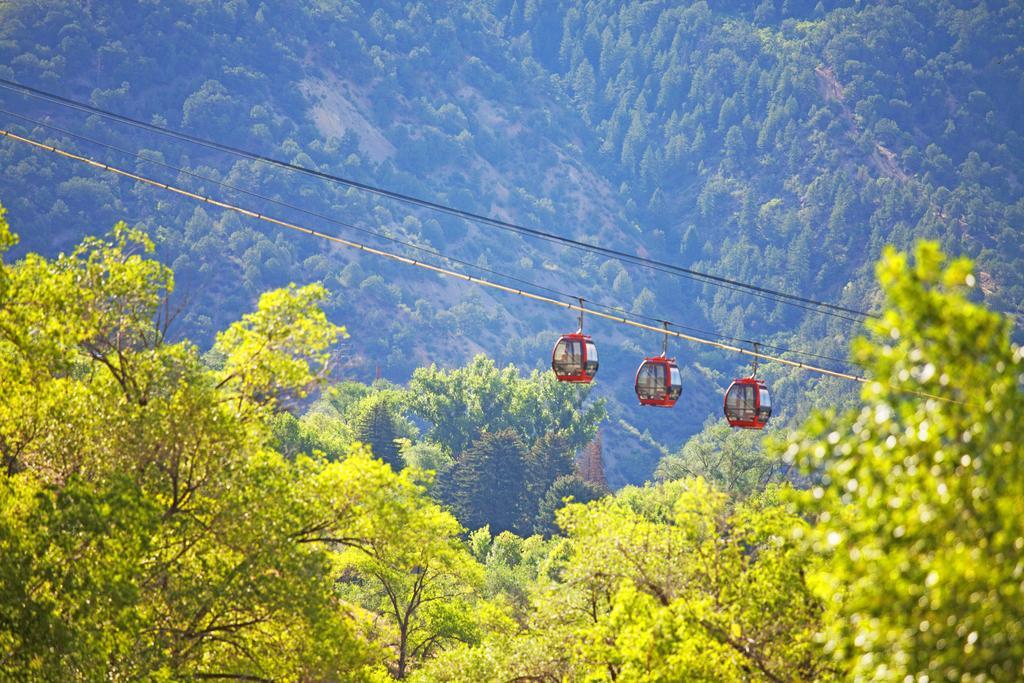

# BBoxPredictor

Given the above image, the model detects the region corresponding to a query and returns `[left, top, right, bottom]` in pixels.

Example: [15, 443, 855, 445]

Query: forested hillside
[2, 1, 1024, 679]
[0, 1, 1021, 483]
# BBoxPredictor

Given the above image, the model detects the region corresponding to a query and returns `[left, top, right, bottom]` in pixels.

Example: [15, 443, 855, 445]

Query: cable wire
[1, 108, 862, 371]
[4, 125, 966, 410]
[0, 77, 876, 323]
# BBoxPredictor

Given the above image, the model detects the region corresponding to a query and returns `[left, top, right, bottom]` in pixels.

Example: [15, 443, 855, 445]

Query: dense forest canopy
[1, 2, 1023, 678]
[2, 0, 1021, 483]
[0, 204, 1020, 680]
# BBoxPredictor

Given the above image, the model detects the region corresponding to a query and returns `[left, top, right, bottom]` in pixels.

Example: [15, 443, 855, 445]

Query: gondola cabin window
[553, 339, 582, 373]
[725, 382, 757, 422]
[636, 362, 665, 400]
[635, 356, 682, 407]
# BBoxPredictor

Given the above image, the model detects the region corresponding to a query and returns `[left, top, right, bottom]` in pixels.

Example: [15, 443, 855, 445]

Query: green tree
[417, 479, 830, 681]
[553, 480, 828, 681]
[213, 282, 345, 415]
[269, 410, 349, 461]
[0, 474, 159, 678]
[656, 417, 787, 497]
[572, 58, 597, 120]
[330, 447, 484, 679]
[519, 430, 591, 535]
[398, 439, 455, 485]
[408, 355, 605, 458]
[468, 527, 552, 620]
[534, 474, 606, 537]
[349, 391, 413, 470]
[0, 218, 378, 679]
[524, 431, 576, 501]
[446, 429, 530, 535]
[790, 242, 1024, 681]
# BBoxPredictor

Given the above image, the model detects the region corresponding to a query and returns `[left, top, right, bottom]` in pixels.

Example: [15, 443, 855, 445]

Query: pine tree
[526, 432, 574, 498]
[447, 429, 529, 535]
[620, 95, 649, 169]
[520, 432, 576, 532]
[351, 396, 404, 471]
[535, 474, 606, 537]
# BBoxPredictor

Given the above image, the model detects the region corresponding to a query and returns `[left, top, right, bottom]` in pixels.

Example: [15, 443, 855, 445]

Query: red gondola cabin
[634, 355, 682, 407]
[723, 377, 772, 429]
[552, 332, 599, 383]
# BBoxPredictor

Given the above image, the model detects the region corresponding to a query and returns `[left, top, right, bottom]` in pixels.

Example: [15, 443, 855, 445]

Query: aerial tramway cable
[1, 126, 964, 405]
[0, 108, 860, 371]
[0, 77, 874, 322]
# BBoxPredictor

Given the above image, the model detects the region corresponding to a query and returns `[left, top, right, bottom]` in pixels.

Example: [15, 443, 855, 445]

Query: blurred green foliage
[789, 242, 1024, 680]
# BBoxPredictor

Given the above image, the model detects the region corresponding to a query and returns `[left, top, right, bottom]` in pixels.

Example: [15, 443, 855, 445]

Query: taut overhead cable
[1, 126, 961, 405]
[0, 77, 874, 322]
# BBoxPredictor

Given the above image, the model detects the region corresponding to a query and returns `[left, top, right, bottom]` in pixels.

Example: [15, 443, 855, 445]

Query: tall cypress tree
[522, 431, 575, 532]
[535, 474, 607, 537]
[447, 429, 528, 535]
[351, 398, 403, 471]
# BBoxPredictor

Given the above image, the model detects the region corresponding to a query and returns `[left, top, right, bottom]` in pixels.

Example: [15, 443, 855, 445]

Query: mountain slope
[0, 0, 1020, 483]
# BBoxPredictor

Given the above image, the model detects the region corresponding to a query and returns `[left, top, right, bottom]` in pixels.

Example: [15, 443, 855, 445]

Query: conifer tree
[350, 394, 405, 471]
[522, 431, 576, 533]
[535, 474, 606, 537]
[447, 429, 529, 535]
[525, 431, 575, 500]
